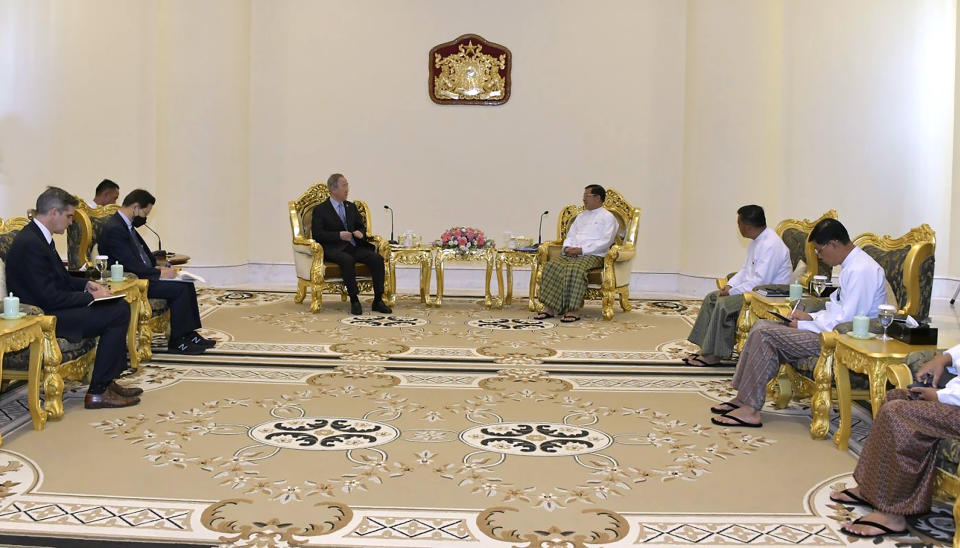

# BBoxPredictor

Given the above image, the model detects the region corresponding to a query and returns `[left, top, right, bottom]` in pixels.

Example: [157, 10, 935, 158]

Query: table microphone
[144, 223, 166, 258]
[383, 205, 398, 244]
[537, 210, 549, 245]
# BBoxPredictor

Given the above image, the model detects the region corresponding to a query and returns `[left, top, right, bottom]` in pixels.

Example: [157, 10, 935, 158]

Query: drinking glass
[877, 304, 896, 341]
[94, 255, 109, 281]
[811, 275, 828, 297]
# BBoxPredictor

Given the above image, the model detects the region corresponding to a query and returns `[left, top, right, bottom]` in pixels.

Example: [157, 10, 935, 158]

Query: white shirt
[797, 246, 887, 334]
[938, 345, 960, 407]
[562, 207, 619, 257]
[727, 227, 793, 295]
[86, 199, 98, 209]
[32, 218, 53, 244]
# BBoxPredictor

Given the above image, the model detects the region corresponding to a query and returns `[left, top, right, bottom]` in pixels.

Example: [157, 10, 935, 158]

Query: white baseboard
[182, 262, 960, 301]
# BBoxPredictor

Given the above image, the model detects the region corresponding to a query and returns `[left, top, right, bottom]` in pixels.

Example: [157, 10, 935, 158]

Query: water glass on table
[877, 304, 896, 341]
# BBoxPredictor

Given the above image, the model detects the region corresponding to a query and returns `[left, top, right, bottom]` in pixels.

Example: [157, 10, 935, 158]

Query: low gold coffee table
[434, 246, 500, 308]
[832, 333, 937, 451]
[388, 246, 434, 304]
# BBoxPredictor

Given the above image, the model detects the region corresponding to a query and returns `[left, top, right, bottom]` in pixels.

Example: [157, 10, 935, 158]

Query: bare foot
[829, 486, 868, 505]
[841, 511, 907, 537]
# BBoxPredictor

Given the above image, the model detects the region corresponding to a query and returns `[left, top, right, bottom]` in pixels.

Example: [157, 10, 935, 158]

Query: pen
[789, 298, 802, 318]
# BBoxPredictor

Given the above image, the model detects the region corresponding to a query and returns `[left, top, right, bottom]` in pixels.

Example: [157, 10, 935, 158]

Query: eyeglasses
[814, 241, 833, 256]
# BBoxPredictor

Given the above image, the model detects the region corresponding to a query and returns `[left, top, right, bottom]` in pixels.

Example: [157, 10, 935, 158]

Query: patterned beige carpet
[175, 290, 705, 368]
[0, 362, 952, 547]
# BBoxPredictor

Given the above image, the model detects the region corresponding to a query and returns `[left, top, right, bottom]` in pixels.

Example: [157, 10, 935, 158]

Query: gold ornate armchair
[531, 189, 641, 320]
[732, 210, 838, 352]
[70, 203, 156, 365]
[288, 183, 393, 312]
[768, 224, 936, 440]
[0, 216, 97, 426]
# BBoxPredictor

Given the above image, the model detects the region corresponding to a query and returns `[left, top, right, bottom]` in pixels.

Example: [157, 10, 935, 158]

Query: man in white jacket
[685, 205, 792, 366]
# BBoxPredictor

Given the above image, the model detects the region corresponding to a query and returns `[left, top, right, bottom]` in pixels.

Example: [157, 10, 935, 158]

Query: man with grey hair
[310, 173, 391, 315]
[5, 186, 142, 409]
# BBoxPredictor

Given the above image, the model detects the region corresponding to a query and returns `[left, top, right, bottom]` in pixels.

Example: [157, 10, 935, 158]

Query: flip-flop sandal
[560, 315, 581, 323]
[533, 312, 554, 320]
[710, 414, 762, 428]
[710, 402, 740, 414]
[840, 517, 908, 538]
[683, 356, 723, 367]
[829, 488, 871, 506]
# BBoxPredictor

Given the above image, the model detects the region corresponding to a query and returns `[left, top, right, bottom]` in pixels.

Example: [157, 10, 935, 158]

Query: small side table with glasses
[388, 245, 434, 304]
[832, 333, 938, 451]
[0, 313, 46, 437]
[495, 248, 539, 310]
[102, 273, 147, 369]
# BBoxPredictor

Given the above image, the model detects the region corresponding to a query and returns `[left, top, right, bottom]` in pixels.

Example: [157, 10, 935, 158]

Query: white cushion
[792, 260, 806, 283]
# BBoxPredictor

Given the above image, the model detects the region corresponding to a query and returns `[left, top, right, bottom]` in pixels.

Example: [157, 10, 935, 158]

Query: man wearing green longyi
[534, 185, 618, 323]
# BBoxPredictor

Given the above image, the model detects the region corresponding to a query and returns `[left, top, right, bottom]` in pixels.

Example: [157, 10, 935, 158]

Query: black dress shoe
[350, 299, 363, 315]
[84, 391, 140, 409]
[168, 338, 206, 355]
[188, 331, 217, 348]
[109, 381, 143, 397]
[371, 300, 392, 314]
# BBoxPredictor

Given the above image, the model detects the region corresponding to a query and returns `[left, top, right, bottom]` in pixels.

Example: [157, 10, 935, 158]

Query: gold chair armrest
[716, 277, 727, 289]
[535, 240, 564, 263]
[608, 243, 635, 263]
[292, 236, 324, 259]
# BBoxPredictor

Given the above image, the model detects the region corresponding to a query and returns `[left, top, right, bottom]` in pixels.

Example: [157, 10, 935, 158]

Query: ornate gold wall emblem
[429, 34, 511, 105]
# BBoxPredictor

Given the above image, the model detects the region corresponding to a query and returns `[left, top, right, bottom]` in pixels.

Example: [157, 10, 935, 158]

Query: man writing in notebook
[98, 189, 214, 355]
[5, 187, 142, 408]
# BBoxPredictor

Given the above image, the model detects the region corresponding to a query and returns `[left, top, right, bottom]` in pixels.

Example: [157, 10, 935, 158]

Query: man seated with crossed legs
[5, 187, 141, 408]
[710, 218, 886, 428]
[98, 189, 214, 355]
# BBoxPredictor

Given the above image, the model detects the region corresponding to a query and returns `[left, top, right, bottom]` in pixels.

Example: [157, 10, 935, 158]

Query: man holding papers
[710, 218, 886, 427]
[5, 187, 141, 409]
[685, 205, 792, 366]
[98, 189, 213, 355]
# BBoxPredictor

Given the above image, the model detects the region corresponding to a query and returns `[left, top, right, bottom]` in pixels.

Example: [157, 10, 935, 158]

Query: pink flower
[458, 236, 468, 246]
[476, 237, 484, 247]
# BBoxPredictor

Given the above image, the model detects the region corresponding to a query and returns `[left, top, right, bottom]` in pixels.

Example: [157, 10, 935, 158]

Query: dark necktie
[336, 202, 356, 246]
[130, 226, 151, 265]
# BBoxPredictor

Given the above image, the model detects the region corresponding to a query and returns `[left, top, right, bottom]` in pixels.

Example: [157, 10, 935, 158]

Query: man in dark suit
[5, 187, 141, 408]
[97, 189, 214, 355]
[311, 173, 391, 315]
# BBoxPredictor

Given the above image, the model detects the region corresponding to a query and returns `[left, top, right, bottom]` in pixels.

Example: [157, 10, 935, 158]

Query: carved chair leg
[310, 285, 323, 313]
[295, 279, 307, 303]
[618, 287, 631, 311]
[601, 289, 615, 321]
[768, 366, 793, 409]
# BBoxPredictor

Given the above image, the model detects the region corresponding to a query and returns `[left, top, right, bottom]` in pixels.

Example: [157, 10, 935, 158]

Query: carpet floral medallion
[0, 363, 950, 547]
[179, 290, 703, 366]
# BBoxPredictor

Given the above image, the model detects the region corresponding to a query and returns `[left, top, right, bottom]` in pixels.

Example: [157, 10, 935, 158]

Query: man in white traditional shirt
[710, 218, 887, 427]
[685, 205, 792, 366]
[534, 185, 619, 322]
[86, 179, 119, 209]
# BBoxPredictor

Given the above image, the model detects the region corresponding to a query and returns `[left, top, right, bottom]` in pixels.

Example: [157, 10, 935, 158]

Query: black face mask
[132, 215, 147, 228]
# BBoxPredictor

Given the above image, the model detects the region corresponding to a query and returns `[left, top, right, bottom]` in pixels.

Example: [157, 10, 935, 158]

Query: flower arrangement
[440, 226, 490, 252]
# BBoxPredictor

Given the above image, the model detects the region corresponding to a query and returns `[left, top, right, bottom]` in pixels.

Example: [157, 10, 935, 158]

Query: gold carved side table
[103, 273, 149, 370]
[0, 313, 46, 436]
[495, 249, 538, 310]
[433, 246, 500, 308]
[388, 246, 434, 304]
[832, 333, 937, 451]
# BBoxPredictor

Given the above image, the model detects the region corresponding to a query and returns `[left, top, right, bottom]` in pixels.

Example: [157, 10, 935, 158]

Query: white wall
[1, 0, 957, 288]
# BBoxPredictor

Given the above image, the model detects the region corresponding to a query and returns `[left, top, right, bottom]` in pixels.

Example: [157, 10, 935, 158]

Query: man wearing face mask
[98, 189, 213, 354]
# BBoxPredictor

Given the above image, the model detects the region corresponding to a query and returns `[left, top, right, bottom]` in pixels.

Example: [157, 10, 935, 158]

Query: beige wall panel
[248, 0, 688, 271]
